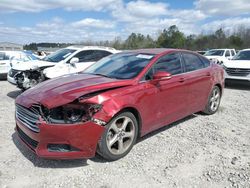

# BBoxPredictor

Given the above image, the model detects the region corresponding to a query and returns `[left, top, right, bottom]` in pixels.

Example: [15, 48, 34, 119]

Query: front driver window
[144, 53, 182, 80]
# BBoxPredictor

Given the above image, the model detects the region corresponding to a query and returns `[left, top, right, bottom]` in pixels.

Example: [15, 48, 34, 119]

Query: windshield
[10, 53, 37, 62]
[43, 48, 76, 62]
[204, 50, 224, 56]
[232, 50, 250, 60]
[23, 52, 38, 60]
[84, 53, 155, 79]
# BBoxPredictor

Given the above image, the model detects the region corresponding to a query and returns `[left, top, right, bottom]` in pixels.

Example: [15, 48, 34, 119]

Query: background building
[0, 42, 23, 51]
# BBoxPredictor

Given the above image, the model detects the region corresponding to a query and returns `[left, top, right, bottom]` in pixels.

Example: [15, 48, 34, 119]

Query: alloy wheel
[209, 87, 220, 112]
[106, 116, 135, 155]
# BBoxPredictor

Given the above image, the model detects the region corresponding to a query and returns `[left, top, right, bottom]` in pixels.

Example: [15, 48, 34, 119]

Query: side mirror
[69, 57, 79, 65]
[153, 71, 172, 80]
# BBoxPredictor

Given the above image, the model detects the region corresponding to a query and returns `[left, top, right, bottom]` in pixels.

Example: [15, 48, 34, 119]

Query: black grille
[17, 126, 38, 149]
[8, 69, 19, 77]
[225, 68, 250, 77]
[16, 104, 41, 132]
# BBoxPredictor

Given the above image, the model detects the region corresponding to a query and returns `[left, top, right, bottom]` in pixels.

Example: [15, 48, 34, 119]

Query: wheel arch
[214, 83, 223, 94]
[116, 107, 142, 138]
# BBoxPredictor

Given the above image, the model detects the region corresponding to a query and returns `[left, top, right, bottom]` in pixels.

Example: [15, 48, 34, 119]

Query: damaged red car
[15, 49, 224, 160]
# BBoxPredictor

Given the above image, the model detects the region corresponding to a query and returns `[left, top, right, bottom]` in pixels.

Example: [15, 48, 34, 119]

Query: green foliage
[123, 33, 156, 49]
[228, 35, 243, 48]
[157, 25, 186, 48]
[23, 25, 250, 51]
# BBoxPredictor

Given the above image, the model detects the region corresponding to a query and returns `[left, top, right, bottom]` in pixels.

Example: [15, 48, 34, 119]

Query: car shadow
[0, 76, 7, 80]
[225, 80, 250, 91]
[137, 114, 196, 143]
[91, 114, 197, 163]
[7, 90, 22, 99]
[12, 114, 197, 166]
[12, 132, 89, 168]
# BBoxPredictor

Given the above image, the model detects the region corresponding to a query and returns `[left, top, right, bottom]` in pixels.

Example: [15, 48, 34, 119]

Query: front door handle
[179, 78, 185, 83]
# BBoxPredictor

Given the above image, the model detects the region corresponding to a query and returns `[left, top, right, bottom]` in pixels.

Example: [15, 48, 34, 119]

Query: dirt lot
[0, 80, 249, 188]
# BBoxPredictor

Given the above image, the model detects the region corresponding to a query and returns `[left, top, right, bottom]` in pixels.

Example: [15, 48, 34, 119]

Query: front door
[139, 52, 189, 134]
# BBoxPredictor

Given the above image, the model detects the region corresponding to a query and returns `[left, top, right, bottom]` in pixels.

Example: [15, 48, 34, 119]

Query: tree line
[24, 25, 250, 51]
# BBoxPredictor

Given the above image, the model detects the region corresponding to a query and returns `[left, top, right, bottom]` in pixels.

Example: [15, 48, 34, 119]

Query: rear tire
[98, 112, 138, 161]
[203, 86, 221, 115]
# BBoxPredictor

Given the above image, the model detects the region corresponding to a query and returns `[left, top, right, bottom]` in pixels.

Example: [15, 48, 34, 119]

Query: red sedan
[15, 49, 224, 160]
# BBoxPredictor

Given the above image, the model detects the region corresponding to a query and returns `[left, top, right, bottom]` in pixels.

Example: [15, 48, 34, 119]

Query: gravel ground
[0, 80, 249, 188]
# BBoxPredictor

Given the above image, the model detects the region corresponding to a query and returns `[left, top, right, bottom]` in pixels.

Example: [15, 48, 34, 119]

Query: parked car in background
[223, 49, 250, 82]
[43, 46, 118, 79]
[0, 51, 37, 79]
[196, 50, 206, 55]
[204, 49, 236, 65]
[15, 49, 224, 161]
[8, 46, 118, 90]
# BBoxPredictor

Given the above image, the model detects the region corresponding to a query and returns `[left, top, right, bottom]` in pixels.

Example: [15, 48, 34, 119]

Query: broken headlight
[44, 103, 102, 124]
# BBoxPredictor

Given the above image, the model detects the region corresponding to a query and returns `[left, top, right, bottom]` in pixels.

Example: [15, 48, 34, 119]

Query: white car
[223, 49, 250, 82]
[0, 51, 37, 79]
[8, 46, 118, 90]
[204, 49, 236, 65]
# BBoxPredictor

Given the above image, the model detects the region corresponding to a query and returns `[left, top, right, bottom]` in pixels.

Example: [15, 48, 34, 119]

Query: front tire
[98, 112, 138, 161]
[203, 86, 221, 115]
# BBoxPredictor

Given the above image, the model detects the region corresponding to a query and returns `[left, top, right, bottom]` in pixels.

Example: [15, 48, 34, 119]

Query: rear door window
[74, 50, 94, 62]
[225, 50, 230, 57]
[74, 50, 112, 62]
[231, 50, 235, 56]
[182, 53, 204, 72]
[91, 50, 112, 61]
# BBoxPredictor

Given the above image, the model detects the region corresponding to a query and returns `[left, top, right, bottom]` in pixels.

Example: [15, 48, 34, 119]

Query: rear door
[181, 52, 213, 114]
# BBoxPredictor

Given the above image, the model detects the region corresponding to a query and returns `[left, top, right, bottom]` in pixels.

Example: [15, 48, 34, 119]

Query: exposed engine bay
[14, 67, 49, 90]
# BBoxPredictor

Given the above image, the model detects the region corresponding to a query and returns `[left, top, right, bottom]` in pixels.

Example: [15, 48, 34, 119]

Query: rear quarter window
[182, 53, 205, 72]
[199, 56, 211, 68]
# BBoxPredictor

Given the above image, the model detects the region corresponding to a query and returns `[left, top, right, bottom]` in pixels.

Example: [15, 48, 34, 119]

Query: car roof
[241, 49, 250, 51]
[0, 51, 25, 55]
[208, 49, 235, 51]
[66, 45, 117, 52]
[122, 48, 177, 55]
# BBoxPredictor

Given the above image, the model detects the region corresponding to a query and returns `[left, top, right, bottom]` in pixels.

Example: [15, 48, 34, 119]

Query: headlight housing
[44, 103, 102, 124]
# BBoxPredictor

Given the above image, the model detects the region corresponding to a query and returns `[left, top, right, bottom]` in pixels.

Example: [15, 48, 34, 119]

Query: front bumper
[224, 71, 250, 81]
[7, 74, 17, 85]
[0, 65, 10, 74]
[16, 117, 105, 159]
[0, 65, 10, 78]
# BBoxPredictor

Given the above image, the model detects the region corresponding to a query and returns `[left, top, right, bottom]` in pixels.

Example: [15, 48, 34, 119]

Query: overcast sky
[0, 0, 250, 44]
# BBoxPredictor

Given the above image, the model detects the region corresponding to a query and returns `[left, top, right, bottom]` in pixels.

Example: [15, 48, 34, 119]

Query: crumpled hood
[11, 60, 55, 71]
[16, 73, 133, 108]
[223, 60, 250, 69]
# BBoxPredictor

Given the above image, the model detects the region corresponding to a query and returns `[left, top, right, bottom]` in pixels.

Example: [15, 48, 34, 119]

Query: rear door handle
[179, 78, 185, 83]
